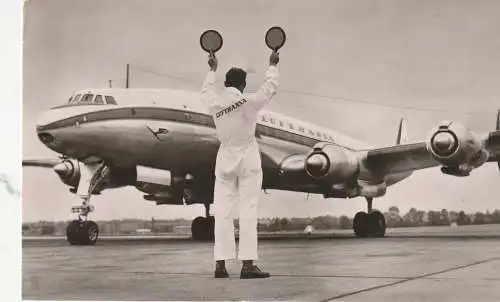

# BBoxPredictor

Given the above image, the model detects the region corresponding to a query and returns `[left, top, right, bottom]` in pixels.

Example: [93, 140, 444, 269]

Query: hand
[269, 51, 279, 66]
[208, 53, 218, 71]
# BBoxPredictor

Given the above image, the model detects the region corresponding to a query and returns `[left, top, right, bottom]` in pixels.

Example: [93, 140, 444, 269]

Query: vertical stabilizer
[396, 118, 408, 145]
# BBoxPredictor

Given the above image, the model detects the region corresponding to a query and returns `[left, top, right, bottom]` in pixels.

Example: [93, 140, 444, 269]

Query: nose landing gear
[66, 163, 109, 245]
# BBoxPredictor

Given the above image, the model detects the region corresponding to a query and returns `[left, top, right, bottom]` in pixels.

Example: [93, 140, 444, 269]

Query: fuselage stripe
[37, 107, 356, 151]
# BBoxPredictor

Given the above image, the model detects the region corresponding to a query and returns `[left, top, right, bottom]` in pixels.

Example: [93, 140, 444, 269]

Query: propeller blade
[22, 159, 63, 168]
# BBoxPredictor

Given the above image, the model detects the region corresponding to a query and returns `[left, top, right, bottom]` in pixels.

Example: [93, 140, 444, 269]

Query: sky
[22, 0, 500, 222]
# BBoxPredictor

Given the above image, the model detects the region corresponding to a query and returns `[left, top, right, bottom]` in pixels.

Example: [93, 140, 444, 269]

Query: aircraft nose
[36, 109, 59, 129]
[36, 109, 62, 144]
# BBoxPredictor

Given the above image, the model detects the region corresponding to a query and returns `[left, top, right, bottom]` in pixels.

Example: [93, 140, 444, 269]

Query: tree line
[255, 207, 500, 232]
[23, 207, 500, 235]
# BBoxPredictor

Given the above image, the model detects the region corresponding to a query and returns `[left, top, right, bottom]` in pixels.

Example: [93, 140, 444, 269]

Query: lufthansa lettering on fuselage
[215, 98, 247, 119]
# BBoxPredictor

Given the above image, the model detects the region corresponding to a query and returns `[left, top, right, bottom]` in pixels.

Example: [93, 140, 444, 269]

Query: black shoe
[240, 265, 270, 279]
[214, 266, 229, 278]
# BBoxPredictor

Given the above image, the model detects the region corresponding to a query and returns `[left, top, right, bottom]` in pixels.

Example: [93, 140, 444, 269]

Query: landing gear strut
[352, 197, 386, 238]
[191, 203, 215, 241]
[66, 163, 109, 245]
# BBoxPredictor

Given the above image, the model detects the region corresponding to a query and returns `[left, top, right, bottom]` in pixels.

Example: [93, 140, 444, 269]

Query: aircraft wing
[363, 119, 500, 177]
[363, 142, 438, 175]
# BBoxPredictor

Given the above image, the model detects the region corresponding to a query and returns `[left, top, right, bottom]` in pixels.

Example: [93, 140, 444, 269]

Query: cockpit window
[105, 96, 117, 104]
[94, 95, 104, 104]
[80, 94, 94, 103]
[68, 94, 82, 104]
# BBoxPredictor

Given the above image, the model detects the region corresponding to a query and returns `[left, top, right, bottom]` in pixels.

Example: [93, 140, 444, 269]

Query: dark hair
[224, 67, 247, 88]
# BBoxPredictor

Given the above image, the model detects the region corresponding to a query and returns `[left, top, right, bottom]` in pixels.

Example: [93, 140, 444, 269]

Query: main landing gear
[191, 203, 215, 241]
[66, 163, 109, 245]
[352, 197, 386, 238]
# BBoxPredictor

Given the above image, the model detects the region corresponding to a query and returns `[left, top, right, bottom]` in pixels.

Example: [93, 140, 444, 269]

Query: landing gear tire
[191, 216, 215, 242]
[66, 220, 99, 245]
[66, 220, 82, 245]
[369, 210, 386, 237]
[353, 212, 369, 237]
[353, 211, 386, 238]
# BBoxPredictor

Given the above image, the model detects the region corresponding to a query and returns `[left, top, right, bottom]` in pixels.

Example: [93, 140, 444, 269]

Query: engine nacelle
[53, 159, 81, 188]
[305, 142, 360, 184]
[134, 166, 192, 205]
[426, 121, 489, 176]
[143, 192, 184, 205]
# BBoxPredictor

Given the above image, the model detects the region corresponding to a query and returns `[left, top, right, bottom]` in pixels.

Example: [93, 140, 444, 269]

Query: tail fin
[396, 117, 408, 145]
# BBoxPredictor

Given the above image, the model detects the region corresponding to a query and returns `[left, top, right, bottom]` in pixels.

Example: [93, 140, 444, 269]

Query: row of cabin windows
[68, 93, 117, 105]
[260, 115, 334, 141]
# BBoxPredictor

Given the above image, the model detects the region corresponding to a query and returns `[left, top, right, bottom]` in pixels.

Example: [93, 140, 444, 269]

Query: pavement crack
[320, 256, 500, 302]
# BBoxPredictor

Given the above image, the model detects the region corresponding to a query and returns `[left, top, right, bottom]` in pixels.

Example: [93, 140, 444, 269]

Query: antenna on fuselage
[126, 63, 130, 88]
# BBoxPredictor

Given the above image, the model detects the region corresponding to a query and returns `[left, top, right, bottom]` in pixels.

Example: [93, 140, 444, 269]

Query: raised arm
[200, 54, 219, 110]
[246, 52, 280, 112]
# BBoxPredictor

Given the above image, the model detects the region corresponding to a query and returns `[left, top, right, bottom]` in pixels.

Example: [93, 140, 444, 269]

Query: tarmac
[22, 225, 500, 301]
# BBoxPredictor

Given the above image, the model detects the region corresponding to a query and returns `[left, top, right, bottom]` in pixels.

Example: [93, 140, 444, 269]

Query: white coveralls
[201, 66, 279, 261]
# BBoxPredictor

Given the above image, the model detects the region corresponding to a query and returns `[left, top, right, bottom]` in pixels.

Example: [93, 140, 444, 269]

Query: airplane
[23, 88, 500, 245]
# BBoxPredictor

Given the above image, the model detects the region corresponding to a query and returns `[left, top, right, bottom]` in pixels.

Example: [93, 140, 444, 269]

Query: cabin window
[94, 95, 104, 104]
[105, 96, 117, 104]
[298, 126, 305, 133]
[260, 115, 268, 123]
[308, 129, 314, 135]
[80, 94, 94, 103]
[288, 123, 294, 130]
[270, 118, 276, 125]
[279, 120, 284, 127]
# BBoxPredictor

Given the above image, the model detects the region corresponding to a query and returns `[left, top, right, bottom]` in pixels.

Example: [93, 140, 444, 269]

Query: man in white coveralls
[201, 51, 280, 279]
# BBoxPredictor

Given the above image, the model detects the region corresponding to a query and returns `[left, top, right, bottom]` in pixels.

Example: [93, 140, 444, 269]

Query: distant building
[135, 229, 151, 234]
[174, 225, 190, 234]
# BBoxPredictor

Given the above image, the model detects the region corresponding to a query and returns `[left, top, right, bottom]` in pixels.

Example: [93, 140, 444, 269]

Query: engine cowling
[133, 166, 183, 203]
[426, 121, 489, 176]
[304, 142, 360, 184]
[53, 159, 81, 188]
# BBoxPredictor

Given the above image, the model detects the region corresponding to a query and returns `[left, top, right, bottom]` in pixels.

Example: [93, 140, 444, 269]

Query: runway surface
[23, 225, 500, 301]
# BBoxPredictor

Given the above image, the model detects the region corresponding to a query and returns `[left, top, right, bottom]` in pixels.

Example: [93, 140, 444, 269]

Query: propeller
[22, 158, 64, 168]
[496, 109, 499, 131]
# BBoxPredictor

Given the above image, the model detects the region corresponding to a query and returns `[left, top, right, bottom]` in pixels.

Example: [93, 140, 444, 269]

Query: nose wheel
[66, 219, 99, 245]
[352, 197, 386, 237]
